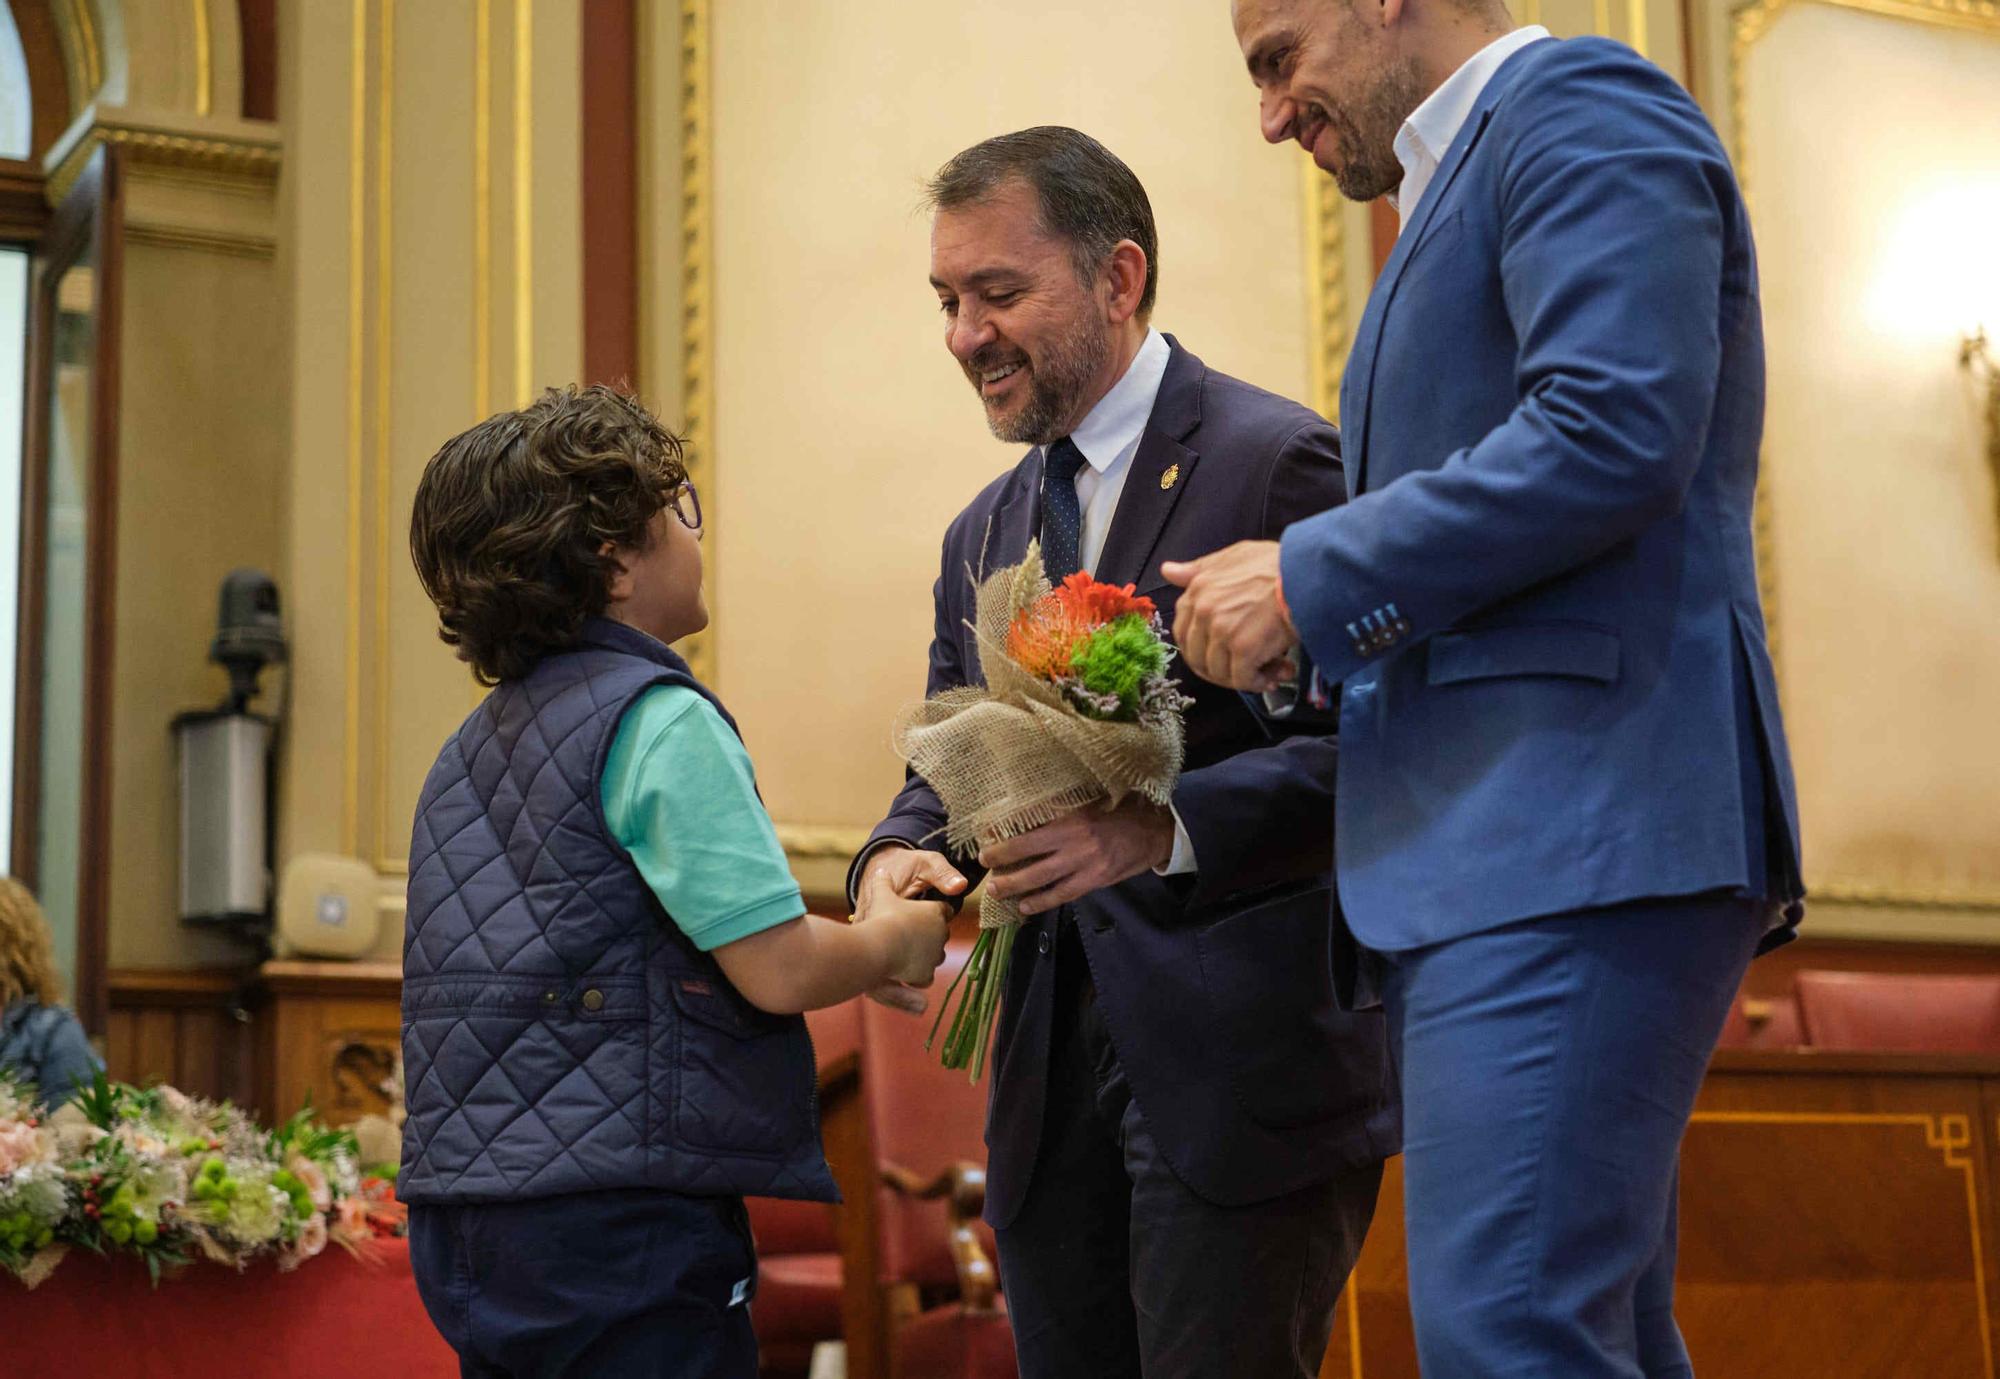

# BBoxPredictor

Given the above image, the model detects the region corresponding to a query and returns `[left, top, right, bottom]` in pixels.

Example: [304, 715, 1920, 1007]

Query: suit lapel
[1093, 339, 1203, 590]
[985, 455, 1042, 577]
[1348, 42, 1544, 493]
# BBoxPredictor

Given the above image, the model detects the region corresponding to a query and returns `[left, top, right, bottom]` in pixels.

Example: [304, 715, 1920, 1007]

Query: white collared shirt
[1039, 327, 1197, 875]
[1390, 25, 1552, 230]
[1042, 327, 1171, 575]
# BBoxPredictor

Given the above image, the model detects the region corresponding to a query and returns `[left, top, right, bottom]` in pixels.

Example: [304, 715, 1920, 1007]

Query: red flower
[1006, 573, 1157, 678]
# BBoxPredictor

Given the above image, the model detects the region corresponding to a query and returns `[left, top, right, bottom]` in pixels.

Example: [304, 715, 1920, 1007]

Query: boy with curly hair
[400, 385, 954, 1379]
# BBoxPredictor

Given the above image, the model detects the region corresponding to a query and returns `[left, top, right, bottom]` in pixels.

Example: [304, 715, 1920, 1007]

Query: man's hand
[856, 847, 967, 1013]
[1160, 541, 1297, 692]
[980, 799, 1174, 916]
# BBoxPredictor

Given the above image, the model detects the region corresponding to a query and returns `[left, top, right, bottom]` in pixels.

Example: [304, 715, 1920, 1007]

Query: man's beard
[967, 313, 1113, 446]
[1325, 56, 1424, 203]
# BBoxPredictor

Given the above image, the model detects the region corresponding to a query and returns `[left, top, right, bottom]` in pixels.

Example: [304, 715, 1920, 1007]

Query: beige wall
[107, 159, 288, 968]
[1689, 0, 2000, 940]
[277, 0, 585, 956]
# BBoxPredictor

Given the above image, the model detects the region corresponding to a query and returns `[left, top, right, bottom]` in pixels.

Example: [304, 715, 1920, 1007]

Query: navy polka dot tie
[1040, 437, 1087, 581]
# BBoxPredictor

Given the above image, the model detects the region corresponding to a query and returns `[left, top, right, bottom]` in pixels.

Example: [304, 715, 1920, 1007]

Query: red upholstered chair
[1716, 992, 1806, 1049]
[1794, 970, 2000, 1053]
[751, 998, 866, 1377]
[847, 934, 1018, 1379]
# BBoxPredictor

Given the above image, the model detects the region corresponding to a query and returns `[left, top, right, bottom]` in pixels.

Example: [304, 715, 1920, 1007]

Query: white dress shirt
[1389, 25, 1552, 230]
[1050, 327, 1172, 575]
[1037, 328, 1197, 874]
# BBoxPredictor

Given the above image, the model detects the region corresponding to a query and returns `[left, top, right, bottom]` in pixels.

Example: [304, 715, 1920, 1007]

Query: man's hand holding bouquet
[884, 541, 1191, 1080]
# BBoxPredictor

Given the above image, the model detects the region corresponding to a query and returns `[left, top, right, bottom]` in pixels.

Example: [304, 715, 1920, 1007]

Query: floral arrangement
[0, 1070, 405, 1290]
[894, 542, 1190, 1080]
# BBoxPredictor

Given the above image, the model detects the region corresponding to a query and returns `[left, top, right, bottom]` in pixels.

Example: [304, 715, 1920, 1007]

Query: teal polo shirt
[600, 685, 806, 951]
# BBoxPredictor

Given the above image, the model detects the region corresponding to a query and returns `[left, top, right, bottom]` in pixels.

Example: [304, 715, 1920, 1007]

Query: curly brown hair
[0, 877, 61, 1007]
[410, 384, 688, 684]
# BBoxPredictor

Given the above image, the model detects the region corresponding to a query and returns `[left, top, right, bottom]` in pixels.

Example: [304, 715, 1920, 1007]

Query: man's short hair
[926, 126, 1159, 317]
[409, 384, 686, 684]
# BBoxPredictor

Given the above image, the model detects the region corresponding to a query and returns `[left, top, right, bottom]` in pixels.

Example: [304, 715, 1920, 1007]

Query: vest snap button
[581, 989, 605, 1012]
[541, 990, 558, 1004]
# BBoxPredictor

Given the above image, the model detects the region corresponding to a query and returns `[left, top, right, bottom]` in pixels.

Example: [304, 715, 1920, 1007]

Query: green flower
[1069, 613, 1168, 718]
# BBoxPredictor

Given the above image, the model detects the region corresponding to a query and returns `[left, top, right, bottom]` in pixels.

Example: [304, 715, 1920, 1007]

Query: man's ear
[1104, 240, 1149, 325]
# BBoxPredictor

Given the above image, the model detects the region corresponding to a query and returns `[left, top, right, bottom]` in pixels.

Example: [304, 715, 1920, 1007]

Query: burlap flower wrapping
[891, 541, 1186, 932]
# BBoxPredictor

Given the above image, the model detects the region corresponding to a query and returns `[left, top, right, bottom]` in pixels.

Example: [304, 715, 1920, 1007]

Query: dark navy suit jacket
[1278, 39, 1805, 952]
[852, 339, 1399, 1228]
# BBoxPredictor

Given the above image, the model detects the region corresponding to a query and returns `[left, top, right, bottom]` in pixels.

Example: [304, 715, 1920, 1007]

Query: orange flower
[1005, 574, 1158, 679]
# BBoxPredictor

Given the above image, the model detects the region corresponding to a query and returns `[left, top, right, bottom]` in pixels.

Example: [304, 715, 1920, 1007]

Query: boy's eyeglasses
[669, 480, 703, 533]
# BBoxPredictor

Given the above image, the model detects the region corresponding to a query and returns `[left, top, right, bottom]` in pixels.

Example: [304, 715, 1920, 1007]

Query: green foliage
[1069, 613, 1168, 717]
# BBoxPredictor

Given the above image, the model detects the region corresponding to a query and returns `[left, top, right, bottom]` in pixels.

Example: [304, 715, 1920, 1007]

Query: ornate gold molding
[1728, 0, 2000, 913]
[1301, 158, 1345, 423]
[678, 0, 716, 683]
[45, 121, 281, 208]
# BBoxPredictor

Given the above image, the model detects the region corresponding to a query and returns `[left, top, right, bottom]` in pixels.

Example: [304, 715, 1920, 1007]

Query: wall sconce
[1964, 328, 2000, 555]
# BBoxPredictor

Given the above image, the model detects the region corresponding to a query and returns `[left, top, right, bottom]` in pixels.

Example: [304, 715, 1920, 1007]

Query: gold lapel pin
[1160, 463, 1180, 491]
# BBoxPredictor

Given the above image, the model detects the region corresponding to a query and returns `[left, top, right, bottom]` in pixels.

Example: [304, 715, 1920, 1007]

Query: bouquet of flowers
[894, 540, 1191, 1080]
[0, 1070, 406, 1290]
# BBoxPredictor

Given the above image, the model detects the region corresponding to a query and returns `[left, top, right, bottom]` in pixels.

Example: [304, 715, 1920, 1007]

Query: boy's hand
[880, 896, 952, 987]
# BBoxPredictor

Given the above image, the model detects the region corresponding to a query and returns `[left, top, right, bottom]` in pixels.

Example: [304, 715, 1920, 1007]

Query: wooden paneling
[104, 968, 254, 1106]
[1320, 1050, 2000, 1379]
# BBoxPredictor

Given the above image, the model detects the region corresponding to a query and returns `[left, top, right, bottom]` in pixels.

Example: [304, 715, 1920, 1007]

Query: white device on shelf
[275, 853, 380, 959]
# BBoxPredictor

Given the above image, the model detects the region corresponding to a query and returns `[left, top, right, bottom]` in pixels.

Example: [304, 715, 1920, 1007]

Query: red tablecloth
[0, 1238, 457, 1379]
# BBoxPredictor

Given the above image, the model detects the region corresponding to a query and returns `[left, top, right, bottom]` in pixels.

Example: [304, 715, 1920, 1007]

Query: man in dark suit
[848, 127, 1397, 1379]
[1168, 5, 1806, 1375]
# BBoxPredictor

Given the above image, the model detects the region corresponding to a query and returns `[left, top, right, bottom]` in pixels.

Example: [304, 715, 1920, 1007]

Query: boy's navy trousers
[409, 1186, 760, 1379]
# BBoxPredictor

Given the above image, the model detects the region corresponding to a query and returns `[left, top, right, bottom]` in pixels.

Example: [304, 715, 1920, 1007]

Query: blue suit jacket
[1278, 38, 1805, 953]
[854, 339, 1398, 1227]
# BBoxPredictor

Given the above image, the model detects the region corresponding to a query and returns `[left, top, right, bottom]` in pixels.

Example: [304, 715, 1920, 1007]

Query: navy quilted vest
[399, 618, 836, 1205]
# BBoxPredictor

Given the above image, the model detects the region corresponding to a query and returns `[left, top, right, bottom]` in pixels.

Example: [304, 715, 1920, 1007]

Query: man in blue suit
[850, 127, 1397, 1379]
[1166, 3, 1806, 1374]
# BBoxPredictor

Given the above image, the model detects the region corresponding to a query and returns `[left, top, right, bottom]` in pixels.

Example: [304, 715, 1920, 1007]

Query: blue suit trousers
[1383, 895, 1766, 1378]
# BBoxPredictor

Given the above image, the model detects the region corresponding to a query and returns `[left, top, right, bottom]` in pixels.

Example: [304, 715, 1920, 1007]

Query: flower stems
[924, 922, 1019, 1083]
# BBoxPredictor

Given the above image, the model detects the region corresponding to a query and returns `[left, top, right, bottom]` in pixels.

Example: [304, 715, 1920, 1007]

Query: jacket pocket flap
[671, 976, 787, 1041]
[1427, 624, 1620, 686]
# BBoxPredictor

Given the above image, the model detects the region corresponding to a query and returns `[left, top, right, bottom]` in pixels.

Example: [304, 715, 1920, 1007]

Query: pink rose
[334, 1195, 369, 1239]
[288, 1156, 333, 1212]
[0, 1120, 47, 1176]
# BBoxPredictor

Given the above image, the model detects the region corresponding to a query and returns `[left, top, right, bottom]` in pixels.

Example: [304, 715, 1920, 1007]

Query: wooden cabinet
[255, 960, 403, 1126]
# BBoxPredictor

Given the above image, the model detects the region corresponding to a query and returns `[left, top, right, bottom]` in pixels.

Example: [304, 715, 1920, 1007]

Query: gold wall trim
[193, 0, 213, 116]
[512, 0, 533, 405]
[474, 0, 492, 420]
[1301, 157, 1345, 423]
[343, 0, 368, 858]
[774, 824, 873, 863]
[1688, 1110, 1992, 1378]
[678, 0, 716, 683]
[124, 222, 273, 259]
[46, 125, 280, 207]
[1728, 0, 2000, 913]
[373, 0, 396, 873]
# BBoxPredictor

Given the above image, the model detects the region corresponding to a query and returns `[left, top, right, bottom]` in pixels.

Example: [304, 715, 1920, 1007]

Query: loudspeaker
[275, 854, 380, 959]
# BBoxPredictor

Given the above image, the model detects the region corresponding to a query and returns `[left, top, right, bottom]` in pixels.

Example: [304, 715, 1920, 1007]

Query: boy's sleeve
[601, 685, 806, 951]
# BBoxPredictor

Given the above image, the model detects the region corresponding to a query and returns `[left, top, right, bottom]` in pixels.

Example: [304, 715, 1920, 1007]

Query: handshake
[851, 846, 969, 1015]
